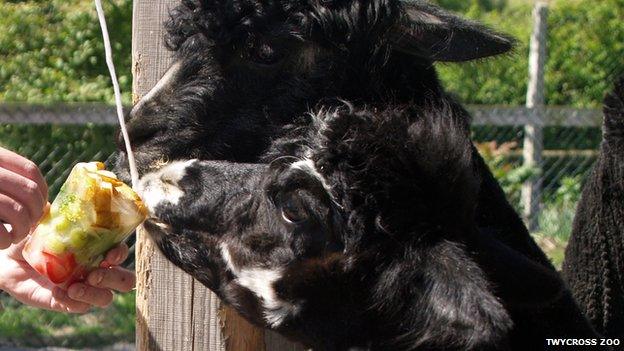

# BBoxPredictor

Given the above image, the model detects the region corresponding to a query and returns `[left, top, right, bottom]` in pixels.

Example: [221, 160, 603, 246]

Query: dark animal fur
[562, 77, 624, 339]
[139, 103, 600, 350]
[113, 0, 615, 349]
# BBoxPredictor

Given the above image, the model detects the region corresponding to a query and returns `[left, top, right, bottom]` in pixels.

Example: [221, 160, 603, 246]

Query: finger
[0, 148, 47, 200]
[0, 194, 32, 244]
[50, 286, 92, 314]
[7, 273, 91, 313]
[5, 235, 28, 260]
[87, 266, 136, 292]
[102, 243, 130, 267]
[0, 168, 46, 225]
[0, 223, 11, 250]
[37, 202, 51, 224]
[67, 283, 114, 308]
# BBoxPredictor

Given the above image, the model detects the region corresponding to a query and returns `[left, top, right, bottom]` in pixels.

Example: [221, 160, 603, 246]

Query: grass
[533, 175, 582, 268]
[533, 198, 579, 269]
[534, 233, 568, 269]
[0, 291, 135, 348]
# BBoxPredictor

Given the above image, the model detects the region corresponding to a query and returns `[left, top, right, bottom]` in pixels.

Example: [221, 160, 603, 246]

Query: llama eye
[281, 197, 308, 224]
[249, 43, 283, 66]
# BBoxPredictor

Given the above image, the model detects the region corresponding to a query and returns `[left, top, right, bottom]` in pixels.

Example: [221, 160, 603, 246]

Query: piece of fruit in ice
[43, 251, 78, 284]
[22, 162, 147, 288]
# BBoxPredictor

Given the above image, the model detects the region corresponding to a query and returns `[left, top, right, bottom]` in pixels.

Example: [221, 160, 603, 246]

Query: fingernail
[91, 272, 104, 286]
[69, 286, 85, 298]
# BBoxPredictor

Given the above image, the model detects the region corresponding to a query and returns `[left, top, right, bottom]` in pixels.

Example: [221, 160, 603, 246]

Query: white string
[94, 0, 140, 189]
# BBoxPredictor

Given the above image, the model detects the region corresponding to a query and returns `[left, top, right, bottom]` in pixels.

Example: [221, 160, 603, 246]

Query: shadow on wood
[132, 1, 306, 350]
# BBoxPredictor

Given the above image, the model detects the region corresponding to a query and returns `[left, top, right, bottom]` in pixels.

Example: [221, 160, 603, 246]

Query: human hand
[0, 238, 135, 313]
[0, 147, 48, 249]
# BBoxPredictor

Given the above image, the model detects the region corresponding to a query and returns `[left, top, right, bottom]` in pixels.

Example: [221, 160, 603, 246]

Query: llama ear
[418, 241, 513, 347]
[391, 2, 514, 62]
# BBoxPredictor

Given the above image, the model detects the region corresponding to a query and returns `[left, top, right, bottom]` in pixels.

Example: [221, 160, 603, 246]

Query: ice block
[22, 162, 147, 288]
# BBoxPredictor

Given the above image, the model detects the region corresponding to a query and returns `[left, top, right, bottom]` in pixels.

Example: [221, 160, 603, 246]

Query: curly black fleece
[113, 0, 615, 349]
[144, 102, 598, 350]
[563, 77, 624, 340]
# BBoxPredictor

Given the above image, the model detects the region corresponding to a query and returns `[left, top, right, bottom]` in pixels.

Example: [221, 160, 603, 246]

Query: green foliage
[538, 175, 583, 242]
[476, 141, 539, 208]
[478, 139, 583, 242]
[478, 142, 582, 266]
[437, 4, 533, 106]
[546, 0, 624, 107]
[0, 0, 132, 103]
[0, 0, 620, 107]
[0, 123, 117, 197]
[431, 0, 509, 12]
[436, 0, 624, 107]
[550, 175, 583, 206]
[0, 291, 135, 347]
[533, 232, 568, 268]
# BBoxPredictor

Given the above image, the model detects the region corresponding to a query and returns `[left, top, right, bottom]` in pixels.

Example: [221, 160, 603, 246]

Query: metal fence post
[522, 2, 548, 232]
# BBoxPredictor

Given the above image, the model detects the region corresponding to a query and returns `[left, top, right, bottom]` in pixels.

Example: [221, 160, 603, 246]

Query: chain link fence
[0, 1, 620, 349]
[0, 2, 621, 243]
[0, 105, 603, 203]
[0, 105, 119, 197]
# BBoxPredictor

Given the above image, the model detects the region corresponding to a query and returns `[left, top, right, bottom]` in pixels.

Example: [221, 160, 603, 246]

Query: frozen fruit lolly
[22, 162, 147, 288]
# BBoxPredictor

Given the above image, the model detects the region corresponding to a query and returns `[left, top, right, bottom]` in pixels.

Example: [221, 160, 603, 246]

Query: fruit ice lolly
[22, 162, 147, 288]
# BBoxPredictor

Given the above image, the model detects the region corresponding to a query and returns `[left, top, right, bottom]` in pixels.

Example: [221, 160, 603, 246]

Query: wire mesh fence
[0, 1, 621, 245]
[0, 104, 603, 201]
[0, 1, 620, 350]
[471, 107, 602, 192]
[0, 104, 120, 197]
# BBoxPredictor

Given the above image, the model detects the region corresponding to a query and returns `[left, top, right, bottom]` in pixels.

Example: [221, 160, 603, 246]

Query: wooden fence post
[133, 1, 304, 350]
[521, 2, 548, 232]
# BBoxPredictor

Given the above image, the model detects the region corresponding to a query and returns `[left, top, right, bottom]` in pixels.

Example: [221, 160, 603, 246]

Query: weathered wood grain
[133, 1, 302, 350]
[521, 2, 548, 231]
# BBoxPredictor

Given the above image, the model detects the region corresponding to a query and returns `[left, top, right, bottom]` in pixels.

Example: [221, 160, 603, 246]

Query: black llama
[114, 0, 622, 349]
[562, 78, 624, 340]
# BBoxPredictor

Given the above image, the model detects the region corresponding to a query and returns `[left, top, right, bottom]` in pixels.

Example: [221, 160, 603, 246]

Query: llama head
[137, 104, 526, 348]
[114, 0, 513, 180]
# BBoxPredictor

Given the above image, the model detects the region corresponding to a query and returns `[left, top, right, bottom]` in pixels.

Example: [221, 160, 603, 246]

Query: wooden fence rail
[0, 104, 602, 127]
[0, 8, 599, 237]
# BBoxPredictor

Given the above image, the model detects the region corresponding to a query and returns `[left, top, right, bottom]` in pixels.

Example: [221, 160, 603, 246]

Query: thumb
[9, 202, 50, 260]
[6, 235, 28, 261]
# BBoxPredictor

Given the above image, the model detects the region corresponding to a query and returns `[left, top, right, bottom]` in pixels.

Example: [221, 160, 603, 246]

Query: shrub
[538, 176, 582, 240]
[476, 141, 539, 209]
[546, 0, 624, 107]
[0, 0, 132, 104]
[437, 0, 624, 107]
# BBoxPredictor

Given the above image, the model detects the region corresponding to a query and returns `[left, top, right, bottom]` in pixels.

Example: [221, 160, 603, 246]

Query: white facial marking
[237, 267, 301, 327]
[131, 61, 182, 113]
[220, 243, 239, 275]
[290, 158, 331, 192]
[138, 159, 197, 213]
[221, 243, 300, 327]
